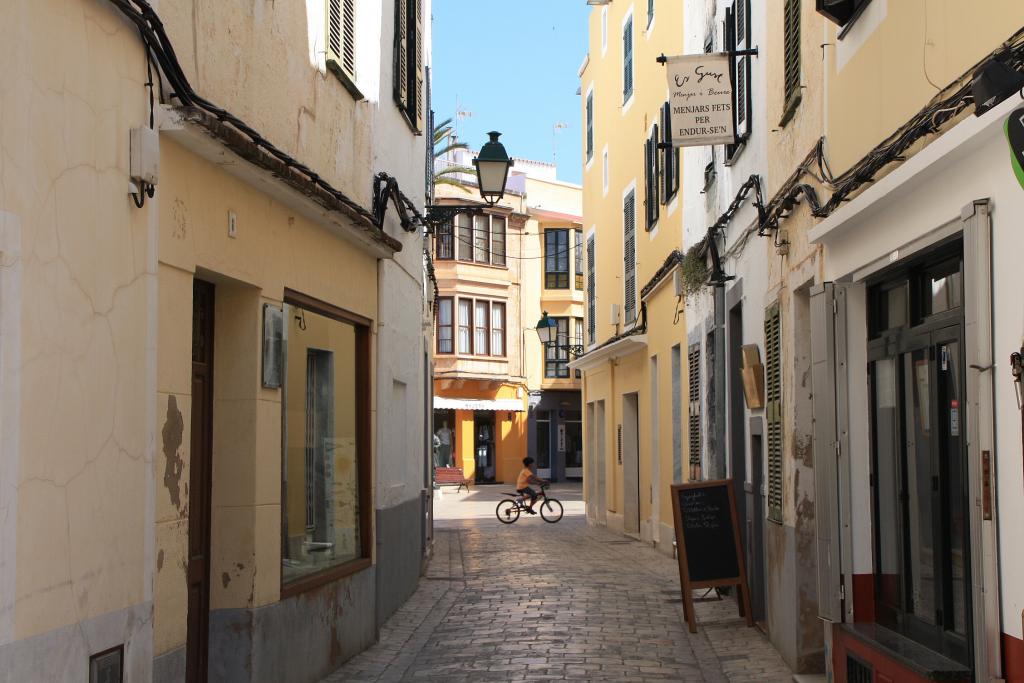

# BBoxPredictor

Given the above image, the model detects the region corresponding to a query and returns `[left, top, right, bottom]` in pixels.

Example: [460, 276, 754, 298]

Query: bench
[434, 466, 471, 492]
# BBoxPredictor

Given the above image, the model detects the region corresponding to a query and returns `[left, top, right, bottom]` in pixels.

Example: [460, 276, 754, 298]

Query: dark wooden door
[186, 279, 215, 683]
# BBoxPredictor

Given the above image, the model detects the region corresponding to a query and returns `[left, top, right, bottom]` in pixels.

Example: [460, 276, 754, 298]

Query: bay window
[545, 229, 570, 289]
[474, 300, 490, 355]
[458, 299, 472, 354]
[436, 297, 453, 353]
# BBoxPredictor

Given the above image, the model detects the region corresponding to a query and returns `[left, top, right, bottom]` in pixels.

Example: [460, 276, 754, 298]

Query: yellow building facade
[573, 0, 688, 551]
[432, 160, 583, 485]
[1, 1, 433, 681]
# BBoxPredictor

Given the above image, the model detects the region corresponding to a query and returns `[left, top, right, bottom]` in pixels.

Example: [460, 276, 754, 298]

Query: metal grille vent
[846, 653, 873, 683]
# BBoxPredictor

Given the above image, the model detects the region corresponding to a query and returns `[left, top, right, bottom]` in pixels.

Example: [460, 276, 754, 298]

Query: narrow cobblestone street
[323, 485, 793, 682]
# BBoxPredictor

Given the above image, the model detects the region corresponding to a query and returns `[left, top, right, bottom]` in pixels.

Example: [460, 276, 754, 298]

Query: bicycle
[495, 483, 564, 524]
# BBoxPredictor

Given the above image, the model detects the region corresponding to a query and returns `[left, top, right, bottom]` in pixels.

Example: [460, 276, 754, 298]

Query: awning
[433, 397, 525, 412]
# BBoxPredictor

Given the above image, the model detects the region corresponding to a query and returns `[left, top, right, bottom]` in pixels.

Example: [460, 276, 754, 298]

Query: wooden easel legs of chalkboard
[680, 579, 753, 633]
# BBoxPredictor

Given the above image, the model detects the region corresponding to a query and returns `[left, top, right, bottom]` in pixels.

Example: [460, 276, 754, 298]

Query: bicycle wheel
[540, 498, 564, 523]
[496, 500, 520, 524]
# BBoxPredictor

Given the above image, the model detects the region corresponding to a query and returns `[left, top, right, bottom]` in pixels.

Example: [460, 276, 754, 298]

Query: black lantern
[535, 311, 584, 358]
[473, 132, 514, 206]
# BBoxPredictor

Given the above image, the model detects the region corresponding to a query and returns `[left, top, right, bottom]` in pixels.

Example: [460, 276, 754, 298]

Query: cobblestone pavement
[323, 485, 793, 682]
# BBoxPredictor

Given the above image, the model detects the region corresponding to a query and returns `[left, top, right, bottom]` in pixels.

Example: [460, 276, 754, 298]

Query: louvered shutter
[623, 192, 636, 324]
[688, 344, 702, 467]
[414, 0, 424, 130]
[623, 17, 633, 101]
[587, 235, 596, 344]
[652, 124, 660, 220]
[735, 0, 751, 138]
[765, 303, 783, 523]
[586, 93, 594, 161]
[394, 0, 408, 108]
[783, 0, 801, 106]
[661, 103, 679, 201]
[644, 138, 653, 230]
[327, 0, 356, 82]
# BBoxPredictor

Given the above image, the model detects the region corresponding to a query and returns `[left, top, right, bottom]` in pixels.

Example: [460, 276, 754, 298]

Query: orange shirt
[516, 468, 533, 490]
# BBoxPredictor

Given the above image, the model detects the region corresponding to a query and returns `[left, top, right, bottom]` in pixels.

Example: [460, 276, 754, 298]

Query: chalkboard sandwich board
[670, 479, 753, 633]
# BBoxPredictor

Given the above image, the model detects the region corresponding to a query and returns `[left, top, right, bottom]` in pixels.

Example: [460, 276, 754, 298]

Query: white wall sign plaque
[665, 53, 735, 147]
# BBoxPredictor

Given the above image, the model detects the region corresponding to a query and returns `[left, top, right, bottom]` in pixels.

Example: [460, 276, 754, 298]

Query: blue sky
[430, 1, 591, 185]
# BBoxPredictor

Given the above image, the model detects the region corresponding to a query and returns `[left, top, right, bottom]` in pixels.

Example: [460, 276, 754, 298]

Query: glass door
[535, 411, 552, 479]
[870, 325, 970, 664]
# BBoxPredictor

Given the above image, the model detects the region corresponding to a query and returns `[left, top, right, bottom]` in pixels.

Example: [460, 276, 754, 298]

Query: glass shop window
[282, 300, 368, 586]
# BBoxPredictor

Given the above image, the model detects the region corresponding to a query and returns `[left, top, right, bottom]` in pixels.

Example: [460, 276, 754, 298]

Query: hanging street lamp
[535, 311, 585, 358]
[473, 131, 514, 206]
[372, 131, 514, 233]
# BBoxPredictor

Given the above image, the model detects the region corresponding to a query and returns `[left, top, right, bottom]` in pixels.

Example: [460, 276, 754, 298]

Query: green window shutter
[623, 191, 636, 324]
[623, 16, 633, 101]
[783, 0, 801, 106]
[688, 344, 702, 467]
[765, 303, 783, 522]
[327, 0, 356, 82]
[393, 0, 408, 108]
[413, 0, 424, 130]
[587, 235, 596, 344]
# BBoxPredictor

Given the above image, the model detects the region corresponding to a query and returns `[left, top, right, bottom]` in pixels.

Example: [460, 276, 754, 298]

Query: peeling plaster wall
[0, 1, 156, 676]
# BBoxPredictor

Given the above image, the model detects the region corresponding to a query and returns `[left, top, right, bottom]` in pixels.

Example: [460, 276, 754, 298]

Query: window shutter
[393, 0, 408, 108]
[623, 191, 636, 324]
[587, 235, 596, 344]
[688, 344, 702, 467]
[735, 0, 751, 138]
[328, 0, 356, 81]
[414, 0, 424, 130]
[623, 17, 633, 101]
[653, 124, 661, 215]
[644, 138, 653, 230]
[783, 0, 801, 106]
[765, 303, 783, 523]
[661, 103, 679, 201]
[810, 283, 846, 622]
[586, 93, 594, 161]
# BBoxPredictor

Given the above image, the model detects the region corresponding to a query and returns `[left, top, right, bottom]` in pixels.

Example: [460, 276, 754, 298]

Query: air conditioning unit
[610, 303, 620, 325]
[673, 270, 685, 297]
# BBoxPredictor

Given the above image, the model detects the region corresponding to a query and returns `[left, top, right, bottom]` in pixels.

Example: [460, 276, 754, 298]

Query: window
[458, 299, 472, 354]
[435, 221, 453, 260]
[474, 300, 489, 355]
[574, 229, 584, 290]
[765, 303, 783, 522]
[491, 303, 506, 356]
[622, 15, 633, 103]
[453, 212, 505, 267]
[644, 124, 660, 230]
[623, 190, 636, 324]
[659, 104, 680, 202]
[436, 297, 453, 353]
[393, 0, 425, 130]
[327, 0, 359, 95]
[586, 91, 595, 163]
[491, 216, 506, 267]
[782, 0, 802, 122]
[456, 213, 473, 261]
[545, 317, 570, 378]
[545, 229, 570, 289]
[726, 0, 752, 149]
[281, 295, 370, 589]
[473, 214, 489, 263]
[587, 234, 596, 344]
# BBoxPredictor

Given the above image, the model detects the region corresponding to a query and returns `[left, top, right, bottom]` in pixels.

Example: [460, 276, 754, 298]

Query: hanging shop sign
[1006, 105, 1024, 191]
[665, 53, 735, 147]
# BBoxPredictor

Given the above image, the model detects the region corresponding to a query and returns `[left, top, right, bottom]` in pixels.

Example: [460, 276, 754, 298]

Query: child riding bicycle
[516, 456, 548, 515]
